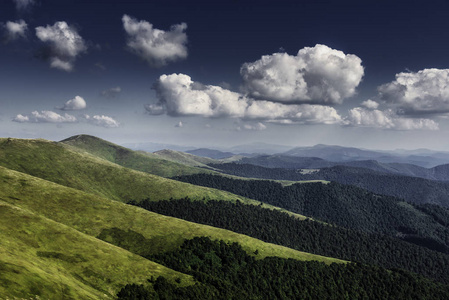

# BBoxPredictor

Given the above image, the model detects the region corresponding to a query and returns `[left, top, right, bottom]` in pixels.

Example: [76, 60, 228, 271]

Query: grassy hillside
[153, 149, 218, 167]
[0, 137, 248, 203]
[0, 165, 342, 265]
[61, 134, 209, 177]
[0, 137, 310, 221]
[0, 200, 193, 299]
[153, 148, 241, 167]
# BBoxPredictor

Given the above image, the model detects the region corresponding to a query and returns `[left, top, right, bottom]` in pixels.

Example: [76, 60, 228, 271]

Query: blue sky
[2, 0, 449, 150]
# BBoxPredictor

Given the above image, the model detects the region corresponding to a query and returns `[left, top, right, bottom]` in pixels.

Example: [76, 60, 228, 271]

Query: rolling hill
[153, 149, 220, 167]
[281, 144, 449, 167]
[210, 162, 449, 207]
[0, 200, 193, 299]
[61, 134, 208, 178]
[236, 154, 449, 181]
[0, 137, 246, 203]
[3, 135, 449, 298]
[0, 159, 344, 298]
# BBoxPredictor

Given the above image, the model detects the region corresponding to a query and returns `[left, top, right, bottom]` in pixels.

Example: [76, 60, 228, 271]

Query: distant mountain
[281, 144, 449, 168]
[235, 154, 449, 182]
[228, 142, 293, 155]
[209, 162, 449, 207]
[283, 144, 386, 161]
[186, 148, 236, 159]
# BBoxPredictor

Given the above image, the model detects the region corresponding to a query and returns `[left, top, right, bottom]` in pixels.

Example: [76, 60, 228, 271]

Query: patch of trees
[173, 174, 449, 253]
[131, 198, 449, 284]
[118, 237, 449, 299]
[208, 163, 449, 207]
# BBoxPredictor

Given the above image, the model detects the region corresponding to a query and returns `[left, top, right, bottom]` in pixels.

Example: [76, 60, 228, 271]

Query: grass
[0, 200, 194, 299]
[152, 149, 219, 168]
[0, 165, 344, 265]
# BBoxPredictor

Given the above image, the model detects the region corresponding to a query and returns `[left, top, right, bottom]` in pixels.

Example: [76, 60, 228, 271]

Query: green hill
[153, 148, 218, 167]
[0, 200, 193, 299]
[0, 162, 344, 298]
[61, 134, 209, 178]
[152, 148, 241, 167]
[0, 165, 343, 260]
[0, 137, 246, 203]
[0, 137, 309, 220]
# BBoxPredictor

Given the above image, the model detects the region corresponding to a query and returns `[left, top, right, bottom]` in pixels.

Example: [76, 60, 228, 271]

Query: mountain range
[3, 135, 449, 298]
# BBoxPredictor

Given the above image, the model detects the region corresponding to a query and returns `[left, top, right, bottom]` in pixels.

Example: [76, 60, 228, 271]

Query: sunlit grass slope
[0, 137, 309, 220]
[153, 148, 218, 167]
[0, 165, 343, 265]
[61, 134, 210, 177]
[0, 200, 194, 299]
[0, 137, 247, 203]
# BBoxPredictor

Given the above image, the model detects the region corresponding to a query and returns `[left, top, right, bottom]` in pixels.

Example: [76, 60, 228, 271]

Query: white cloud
[361, 99, 379, 109]
[247, 101, 342, 124]
[101, 87, 121, 98]
[59, 96, 86, 111]
[13, 114, 29, 122]
[240, 44, 364, 104]
[13, 0, 35, 11]
[175, 121, 183, 128]
[122, 14, 188, 67]
[49, 57, 73, 72]
[347, 107, 438, 130]
[378, 68, 449, 115]
[149, 73, 343, 125]
[13, 110, 77, 123]
[35, 21, 87, 72]
[4, 20, 27, 40]
[83, 114, 120, 128]
[239, 122, 267, 131]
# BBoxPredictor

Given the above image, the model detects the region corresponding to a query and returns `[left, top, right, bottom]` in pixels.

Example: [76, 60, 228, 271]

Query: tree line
[118, 237, 449, 299]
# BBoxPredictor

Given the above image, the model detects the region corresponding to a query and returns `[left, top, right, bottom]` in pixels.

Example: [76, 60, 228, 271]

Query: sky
[2, 0, 449, 150]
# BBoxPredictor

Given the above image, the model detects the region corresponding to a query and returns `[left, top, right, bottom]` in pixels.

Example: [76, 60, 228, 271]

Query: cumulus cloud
[101, 87, 121, 98]
[378, 68, 449, 115]
[13, 114, 29, 122]
[361, 99, 379, 109]
[59, 95, 86, 111]
[13, 110, 77, 123]
[13, 0, 35, 11]
[148, 73, 343, 125]
[122, 14, 188, 67]
[347, 107, 438, 130]
[4, 20, 27, 40]
[35, 21, 87, 71]
[83, 114, 120, 128]
[240, 44, 364, 104]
